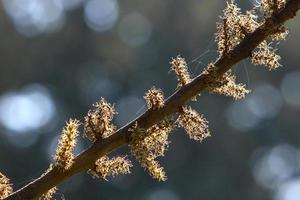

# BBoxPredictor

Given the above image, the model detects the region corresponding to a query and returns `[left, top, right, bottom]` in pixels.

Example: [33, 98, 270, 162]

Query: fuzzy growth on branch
[55, 119, 79, 170]
[202, 63, 250, 100]
[129, 120, 173, 181]
[144, 87, 165, 110]
[41, 187, 57, 200]
[260, 0, 286, 17]
[0, 173, 12, 199]
[170, 56, 191, 88]
[84, 98, 117, 142]
[176, 106, 210, 142]
[216, 0, 287, 70]
[88, 156, 132, 180]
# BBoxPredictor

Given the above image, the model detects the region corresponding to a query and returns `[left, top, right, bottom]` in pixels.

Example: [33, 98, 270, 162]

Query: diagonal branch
[5, 0, 300, 199]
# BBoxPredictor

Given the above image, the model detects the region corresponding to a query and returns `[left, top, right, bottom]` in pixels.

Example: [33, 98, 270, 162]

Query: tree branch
[5, 0, 300, 199]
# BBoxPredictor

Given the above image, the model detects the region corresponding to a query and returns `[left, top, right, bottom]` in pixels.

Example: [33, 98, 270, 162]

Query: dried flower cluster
[84, 98, 117, 142]
[176, 106, 210, 142]
[89, 156, 132, 180]
[211, 73, 250, 99]
[216, 0, 288, 71]
[260, 0, 286, 17]
[216, 1, 259, 55]
[239, 10, 260, 33]
[252, 0, 288, 70]
[144, 87, 165, 110]
[83, 98, 134, 181]
[202, 64, 250, 100]
[55, 119, 79, 170]
[259, 0, 288, 41]
[170, 56, 191, 88]
[41, 187, 57, 200]
[251, 41, 281, 70]
[271, 26, 289, 41]
[0, 173, 12, 199]
[129, 121, 173, 181]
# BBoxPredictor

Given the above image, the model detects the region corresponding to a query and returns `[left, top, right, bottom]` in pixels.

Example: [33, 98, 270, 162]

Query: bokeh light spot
[118, 12, 152, 47]
[274, 178, 300, 200]
[252, 144, 299, 190]
[0, 84, 56, 133]
[84, 0, 119, 32]
[226, 100, 260, 131]
[226, 83, 282, 131]
[247, 84, 282, 119]
[281, 71, 300, 107]
[3, 0, 65, 37]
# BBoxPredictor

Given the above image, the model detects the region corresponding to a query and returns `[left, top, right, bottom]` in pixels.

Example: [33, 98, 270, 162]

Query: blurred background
[0, 0, 299, 199]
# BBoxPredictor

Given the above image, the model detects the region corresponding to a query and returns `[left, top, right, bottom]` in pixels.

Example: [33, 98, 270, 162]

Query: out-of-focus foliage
[0, 0, 299, 199]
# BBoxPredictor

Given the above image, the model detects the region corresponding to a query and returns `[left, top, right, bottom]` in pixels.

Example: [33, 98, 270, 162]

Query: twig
[5, 0, 300, 199]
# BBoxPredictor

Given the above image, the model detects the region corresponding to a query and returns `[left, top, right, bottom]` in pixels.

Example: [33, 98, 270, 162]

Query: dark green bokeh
[0, 0, 299, 200]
